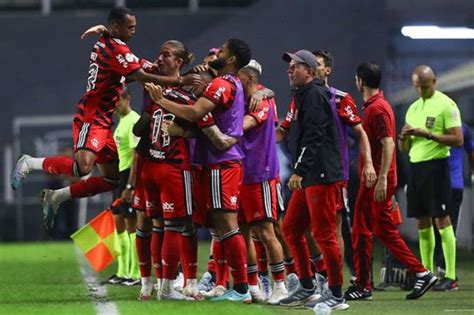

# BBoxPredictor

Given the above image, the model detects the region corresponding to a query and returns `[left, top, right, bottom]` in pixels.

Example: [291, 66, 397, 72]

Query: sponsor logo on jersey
[125, 53, 139, 63]
[162, 202, 175, 212]
[116, 54, 129, 68]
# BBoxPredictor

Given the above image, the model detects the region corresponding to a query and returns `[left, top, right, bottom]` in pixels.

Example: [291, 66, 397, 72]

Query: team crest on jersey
[90, 138, 99, 148]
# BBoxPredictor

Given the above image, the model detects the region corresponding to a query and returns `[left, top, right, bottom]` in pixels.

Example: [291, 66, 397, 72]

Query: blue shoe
[210, 289, 252, 303]
[41, 189, 58, 231]
[10, 154, 31, 190]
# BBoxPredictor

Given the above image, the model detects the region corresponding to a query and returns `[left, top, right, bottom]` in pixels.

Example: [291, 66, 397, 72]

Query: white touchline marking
[76, 248, 120, 315]
[444, 310, 474, 312]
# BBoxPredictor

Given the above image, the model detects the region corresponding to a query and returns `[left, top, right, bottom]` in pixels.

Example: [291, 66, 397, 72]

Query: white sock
[249, 284, 260, 293]
[274, 280, 285, 289]
[141, 276, 152, 286]
[51, 187, 71, 205]
[416, 271, 429, 277]
[161, 279, 173, 294]
[27, 157, 45, 171]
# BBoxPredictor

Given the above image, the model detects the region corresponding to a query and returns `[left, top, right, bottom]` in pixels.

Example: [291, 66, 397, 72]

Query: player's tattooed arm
[201, 126, 238, 150]
[243, 115, 258, 132]
[133, 112, 151, 137]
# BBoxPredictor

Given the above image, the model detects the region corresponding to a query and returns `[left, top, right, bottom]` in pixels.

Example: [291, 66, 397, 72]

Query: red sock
[284, 258, 297, 274]
[180, 229, 198, 281]
[212, 239, 229, 287]
[136, 228, 152, 278]
[270, 262, 285, 282]
[162, 229, 181, 280]
[222, 230, 248, 286]
[253, 238, 268, 274]
[207, 255, 216, 274]
[151, 226, 164, 279]
[42, 156, 75, 176]
[70, 177, 117, 198]
[247, 264, 259, 286]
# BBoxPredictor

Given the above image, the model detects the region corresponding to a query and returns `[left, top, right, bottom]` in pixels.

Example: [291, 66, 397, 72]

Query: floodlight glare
[401, 26, 474, 39]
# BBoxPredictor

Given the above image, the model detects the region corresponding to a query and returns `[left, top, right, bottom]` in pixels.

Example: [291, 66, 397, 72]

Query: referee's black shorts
[407, 158, 451, 219]
[112, 169, 136, 218]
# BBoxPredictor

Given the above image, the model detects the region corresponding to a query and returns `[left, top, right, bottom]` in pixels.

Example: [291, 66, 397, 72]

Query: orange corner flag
[71, 210, 121, 272]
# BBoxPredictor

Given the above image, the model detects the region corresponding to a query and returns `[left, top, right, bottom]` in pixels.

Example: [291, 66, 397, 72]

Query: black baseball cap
[282, 50, 319, 70]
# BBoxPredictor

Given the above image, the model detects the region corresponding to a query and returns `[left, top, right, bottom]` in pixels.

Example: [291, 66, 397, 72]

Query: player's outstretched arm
[130, 69, 203, 88]
[81, 24, 108, 39]
[144, 83, 215, 122]
[201, 126, 238, 150]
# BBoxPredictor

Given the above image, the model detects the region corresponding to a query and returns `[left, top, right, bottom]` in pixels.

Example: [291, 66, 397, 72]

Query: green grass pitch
[0, 241, 473, 315]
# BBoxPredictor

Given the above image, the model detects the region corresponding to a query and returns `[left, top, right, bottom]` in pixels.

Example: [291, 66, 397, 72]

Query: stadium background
[0, 0, 473, 258]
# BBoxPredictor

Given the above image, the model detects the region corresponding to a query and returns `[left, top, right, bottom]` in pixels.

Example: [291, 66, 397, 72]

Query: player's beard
[208, 57, 227, 71]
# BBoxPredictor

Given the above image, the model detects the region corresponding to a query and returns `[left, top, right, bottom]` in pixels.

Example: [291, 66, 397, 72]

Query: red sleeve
[110, 44, 141, 76]
[371, 107, 393, 141]
[140, 58, 158, 74]
[202, 77, 236, 110]
[196, 112, 215, 129]
[337, 94, 361, 126]
[280, 98, 296, 130]
[247, 99, 271, 126]
[271, 98, 279, 124]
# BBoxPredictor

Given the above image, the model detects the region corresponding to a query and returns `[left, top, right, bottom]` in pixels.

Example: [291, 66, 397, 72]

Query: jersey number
[86, 63, 99, 92]
[151, 109, 175, 148]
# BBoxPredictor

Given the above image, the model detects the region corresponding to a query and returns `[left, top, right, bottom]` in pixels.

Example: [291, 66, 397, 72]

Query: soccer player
[108, 87, 141, 285]
[236, 60, 289, 304]
[399, 65, 462, 293]
[132, 40, 202, 301]
[144, 38, 252, 303]
[348, 62, 437, 301]
[10, 7, 200, 231]
[277, 50, 348, 311]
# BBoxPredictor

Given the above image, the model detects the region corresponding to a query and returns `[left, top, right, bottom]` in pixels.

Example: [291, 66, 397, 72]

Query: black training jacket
[287, 79, 343, 187]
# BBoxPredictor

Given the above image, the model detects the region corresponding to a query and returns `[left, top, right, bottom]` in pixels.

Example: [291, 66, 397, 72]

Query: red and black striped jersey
[74, 35, 141, 128]
[145, 87, 197, 167]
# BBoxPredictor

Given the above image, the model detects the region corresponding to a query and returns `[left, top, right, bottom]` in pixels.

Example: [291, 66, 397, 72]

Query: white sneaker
[249, 284, 265, 303]
[259, 275, 272, 300]
[160, 289, 195, 301]
[138, 277, 154, 301]
[267, 281, 289, 305]
[286, 272, 299, 294]
[183, 279, 203, 300]
[173, 272, 185, 292]
[203, 285, 227, 298]
[197, 271, 215, 293]
[10, 154, 32, 190]
[154, 279, 162, 300]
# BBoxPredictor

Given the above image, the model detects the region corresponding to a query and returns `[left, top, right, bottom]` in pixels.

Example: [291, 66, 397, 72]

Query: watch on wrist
[426, 132, 433, 140]
[126, 184, 134, 190]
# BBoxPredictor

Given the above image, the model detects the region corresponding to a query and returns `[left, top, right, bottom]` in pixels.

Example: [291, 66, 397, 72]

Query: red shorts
[132, 154, 147, 212]
[336, 181, 349, 212]
[191, 166, 212, 227]
[203, 161, 243, 212]
[142, 160, 192, 220]
[239, 179, 278, 224]
[275, 176, 285, 214]
[73, 121, 118, 164]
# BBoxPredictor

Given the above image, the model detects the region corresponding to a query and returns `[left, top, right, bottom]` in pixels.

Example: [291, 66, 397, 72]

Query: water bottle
[314, 302, 332, 315]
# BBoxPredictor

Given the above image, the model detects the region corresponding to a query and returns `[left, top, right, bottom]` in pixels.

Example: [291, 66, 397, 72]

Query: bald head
[412, 65, 436, 100]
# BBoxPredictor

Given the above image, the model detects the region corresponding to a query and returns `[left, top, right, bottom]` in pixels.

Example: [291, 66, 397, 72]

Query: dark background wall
[1, 0, 473, 240]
